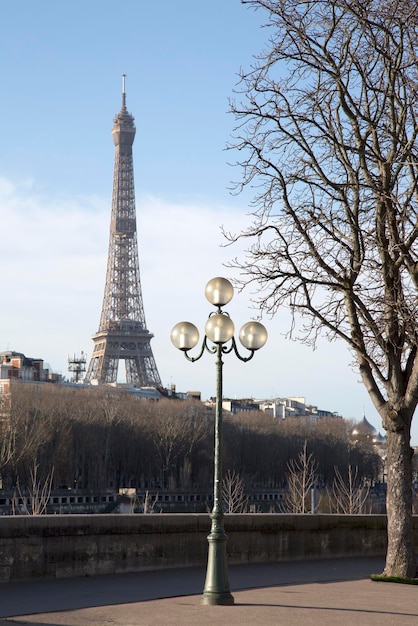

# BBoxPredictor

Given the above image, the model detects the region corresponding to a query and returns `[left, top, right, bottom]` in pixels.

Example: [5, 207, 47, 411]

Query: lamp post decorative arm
[224, 336, 257, 362]
[170, 277, 267, 607]
[182, 335, 257, 364]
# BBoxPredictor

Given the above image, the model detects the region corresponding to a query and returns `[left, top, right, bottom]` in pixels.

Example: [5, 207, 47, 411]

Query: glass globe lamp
[239, 321, 268, 351]
[170, 322, 200, 351]
[205, 314, 235, 344]
[205, 277, 234, 307]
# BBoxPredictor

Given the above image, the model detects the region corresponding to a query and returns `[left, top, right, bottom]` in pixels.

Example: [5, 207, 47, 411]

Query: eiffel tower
[85, 76, 161, 387]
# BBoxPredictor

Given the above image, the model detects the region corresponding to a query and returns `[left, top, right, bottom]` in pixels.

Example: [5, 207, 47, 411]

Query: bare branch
[285, 441, 318, 513]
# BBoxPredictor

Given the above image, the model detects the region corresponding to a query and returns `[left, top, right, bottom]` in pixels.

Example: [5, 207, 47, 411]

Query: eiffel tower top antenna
[122, 73, 126, 109]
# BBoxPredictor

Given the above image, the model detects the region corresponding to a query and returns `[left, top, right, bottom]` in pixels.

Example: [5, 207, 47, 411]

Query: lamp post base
[202, 592, 234, 606]
[202, 519, 234, 606]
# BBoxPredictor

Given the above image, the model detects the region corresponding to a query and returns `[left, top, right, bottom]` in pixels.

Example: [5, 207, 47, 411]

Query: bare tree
[328, 465, 371, 514]
[285, 441, 318, 513]
[222, 469, 249, 513]
[138, 490, 160, 514]
[228, 0, 418, 577]
[14, 463, 54, 515]
[0, 396, 15, 486]
[148, 399, 210, 489]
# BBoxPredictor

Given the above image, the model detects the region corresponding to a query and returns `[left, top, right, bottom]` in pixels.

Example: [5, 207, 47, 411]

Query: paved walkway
[0, 557, 417, 625]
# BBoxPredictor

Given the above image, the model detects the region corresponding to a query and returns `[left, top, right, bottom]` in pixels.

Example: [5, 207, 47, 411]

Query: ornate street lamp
[170, 277, 267, 606]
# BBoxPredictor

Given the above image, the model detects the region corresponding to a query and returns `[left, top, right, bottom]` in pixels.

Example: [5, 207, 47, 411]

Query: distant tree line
[0, 381, 381, 495]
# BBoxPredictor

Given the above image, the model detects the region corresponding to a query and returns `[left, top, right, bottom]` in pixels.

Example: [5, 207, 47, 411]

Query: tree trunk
[383, 425, 416, 578]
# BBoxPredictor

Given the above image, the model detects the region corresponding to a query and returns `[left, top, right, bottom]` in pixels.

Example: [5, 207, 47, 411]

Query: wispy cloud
[0, 176, 380, 432]
[0, 175, 250, 369]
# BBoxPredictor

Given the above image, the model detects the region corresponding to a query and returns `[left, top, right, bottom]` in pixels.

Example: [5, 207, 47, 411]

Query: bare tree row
[0, 381, 380, 494]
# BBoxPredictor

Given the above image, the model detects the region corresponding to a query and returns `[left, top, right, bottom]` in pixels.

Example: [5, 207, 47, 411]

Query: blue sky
[0, 1, 407, 441]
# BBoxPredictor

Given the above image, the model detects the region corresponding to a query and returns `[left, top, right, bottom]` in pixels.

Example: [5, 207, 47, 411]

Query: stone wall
[0, 513, 416, 583]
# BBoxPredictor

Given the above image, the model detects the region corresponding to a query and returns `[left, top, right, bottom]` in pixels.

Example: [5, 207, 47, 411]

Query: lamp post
[170, 277, 267, 606]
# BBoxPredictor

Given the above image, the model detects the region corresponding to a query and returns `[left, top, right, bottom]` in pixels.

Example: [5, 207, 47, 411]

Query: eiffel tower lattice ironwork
[85, 76, 161, 387]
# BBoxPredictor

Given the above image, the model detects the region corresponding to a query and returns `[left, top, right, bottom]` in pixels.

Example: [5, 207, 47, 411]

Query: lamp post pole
[202, 341, 232, 605]
[171, 277, 267, 606]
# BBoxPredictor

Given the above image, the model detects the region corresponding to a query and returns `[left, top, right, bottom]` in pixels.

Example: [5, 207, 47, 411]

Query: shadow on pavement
[0, 556, 385, 619]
